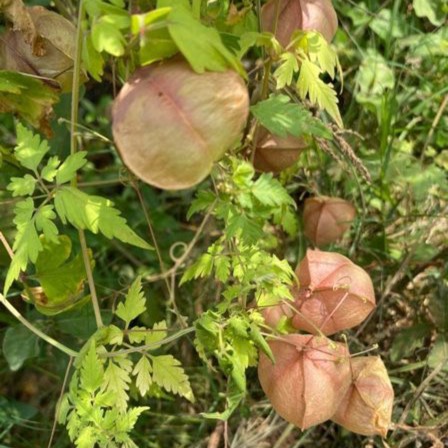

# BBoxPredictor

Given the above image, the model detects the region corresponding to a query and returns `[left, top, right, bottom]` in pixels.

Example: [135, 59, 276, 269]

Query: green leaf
[75, 426, 97, 448]
[82, 35, 105, 81]
[116, 277, 146, 327]
[150, 354, 194, 402]
[145, 320, 168, 347]
[132, 355, 152, 396]
[102, 358, 132, 412]
[297, 59, 342, 127]
[14, 123, 50, 171]
[91, 20, 125, 56]
[249, 323, 274, 363]
[251, 95, 332, 139]
[34, 235, 90, 315]
[35, 205, 59, 243]
[413, 0, 447, 26]
[187, 190, 216, 220]
[165, 4, 244, 75]
[252, 174, 295, 207]
[55, 152, 88, 184]
[0, 71, 59, 133]
[80, 342, 104, 393]
[6, 174, 37, 197]
[226, 213, 264, 244]
[2, 325, 40, 371]
[54, 186, 152, 250]
[428, 336, 448, 370]
[41, 156, 61, 182]
[274, 52, 298, 89]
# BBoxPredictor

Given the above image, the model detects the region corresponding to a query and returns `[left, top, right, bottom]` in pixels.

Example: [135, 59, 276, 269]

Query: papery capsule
[332, 356, 394, 437]
[254, 132, 308, 173]
[258, 334, 351, 429]
[291, 250, 375, 335]
[112, 60, 249, 190]
[261, 0, 338, 47]
[303, 196, 356, 246]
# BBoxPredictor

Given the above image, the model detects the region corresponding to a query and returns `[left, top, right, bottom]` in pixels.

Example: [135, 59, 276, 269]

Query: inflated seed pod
[332, 356, 394, 437]
[258, 334, 351, 429]
[112, 60, 249, 190]
[261, 0, 338, 47]
[0, 6, 80, 91]
[291, 250, 375, 335]
[303, 196, 356, 246]
[254, 131, 308, 173]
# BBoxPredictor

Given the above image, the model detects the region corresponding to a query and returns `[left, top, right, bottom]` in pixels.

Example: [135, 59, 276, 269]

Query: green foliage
[0, 71, 59, 133]
[2, 324, 40, 371]
[251, 94, 332, 139]
[116, 276, 146, 328]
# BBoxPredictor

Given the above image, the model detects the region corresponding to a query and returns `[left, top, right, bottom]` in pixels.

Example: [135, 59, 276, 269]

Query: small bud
[291, 250, 376, 335]
[332, 356, 394, 437]
[303, 196, 356, 247]
[258, 334, 351, 429]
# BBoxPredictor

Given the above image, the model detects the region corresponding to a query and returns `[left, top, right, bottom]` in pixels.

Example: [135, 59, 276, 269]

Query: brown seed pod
[291, 250, 376, 335]
[258, 334, 351, 429]
[112, 60, 249, 190]
[303, 196, 356, 246]
[0, 6, 80, 91]
[254, 131, 308, 173]
[332, 356, 394, 437]
[261, 0, 338, 47]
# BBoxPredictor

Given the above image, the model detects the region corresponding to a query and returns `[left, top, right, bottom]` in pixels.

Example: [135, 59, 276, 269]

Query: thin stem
[70, 0, 103, 328]
[47, 356, 74, 448]
[103, 326, 195, 358]
[0, 293, 78, 357]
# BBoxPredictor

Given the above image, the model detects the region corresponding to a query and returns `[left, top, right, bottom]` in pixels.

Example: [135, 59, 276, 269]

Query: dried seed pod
[291, 250, 375, 335]
[254, 131, 308, 173]
[258, 334, 351, 429]
[0, 6, 80, 91]
[332, 356, 394, 437]
[261, 0, 338, 47]
[112, 60, 249, 190]
[303, 196, 356, 246]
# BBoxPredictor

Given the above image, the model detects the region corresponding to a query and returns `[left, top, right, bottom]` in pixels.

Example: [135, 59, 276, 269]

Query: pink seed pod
[112, 60, 249, 190]
[332, 356, 394, 437]
[254, 132, 308, 173]
[303, 196, 356, 247]
[291, 250, 376, 335]
[258, 334, 351, 429]
[261, 0, 338, 47]
[261, 301, 294, 329]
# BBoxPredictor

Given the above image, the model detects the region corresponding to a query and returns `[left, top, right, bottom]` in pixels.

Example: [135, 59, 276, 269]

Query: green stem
[70, 0, 103, 329]
[103, 327, 195, 357]
[0, 293, 78, 358]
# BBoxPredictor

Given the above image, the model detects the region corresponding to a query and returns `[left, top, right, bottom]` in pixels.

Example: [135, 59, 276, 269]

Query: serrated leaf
[6, 174, 37, 197]
[14, 123, 50, 171]
[80, 342, 104, 393]
[187, 190, 216, 219]
[56, 152, 88, 184]
[251, 95, 332, 139]
[116, 277, 146, 327]
[75, 426, 97, 448]
[150, 354, 194, 402]
[252, 174, 294, 207]
[132, 355, 152, 396]
[274, 52, 298, 89]
[35, 205, 59, 243]
[215, 255, 230, 282]
[226, 213, 264, 244]
[297, 59, 342, 127]
[146, 320, 168, 347]
[102, 359, 132, 412]
[82, 35, 105, 81]
[54, 186, 152, 250]
[41, 156, 61, 181]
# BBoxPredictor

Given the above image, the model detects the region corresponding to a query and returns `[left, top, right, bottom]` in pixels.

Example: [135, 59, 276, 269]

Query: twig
[421, 94, 448, 160]
[47, 356, 74, 448]
[0, 293, 78, 357]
